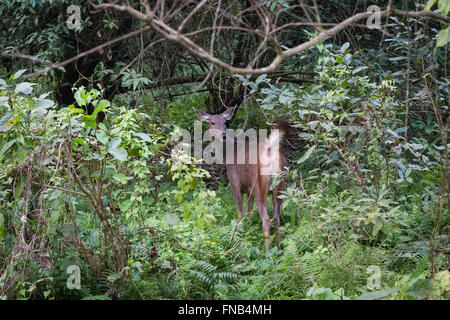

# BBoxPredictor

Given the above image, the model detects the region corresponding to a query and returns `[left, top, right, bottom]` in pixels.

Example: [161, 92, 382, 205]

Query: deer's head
[194, 107, 236, 140]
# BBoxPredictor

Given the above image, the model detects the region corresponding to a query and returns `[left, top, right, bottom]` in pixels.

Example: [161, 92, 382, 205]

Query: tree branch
[88, 2, 450, 75]
[25, 2, 450, 78]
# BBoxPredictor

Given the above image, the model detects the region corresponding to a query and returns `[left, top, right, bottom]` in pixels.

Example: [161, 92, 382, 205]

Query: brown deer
[194, 107, 288, 251]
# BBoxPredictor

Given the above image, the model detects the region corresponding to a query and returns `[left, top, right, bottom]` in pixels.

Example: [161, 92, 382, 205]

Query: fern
[190, 270, 212, 286]
[189, 260, 238, 299]
[214, 272, 238, 282]
[196, 261, 217, 274]
[81, 295, 111, 300]
[299, 252, 323, 287]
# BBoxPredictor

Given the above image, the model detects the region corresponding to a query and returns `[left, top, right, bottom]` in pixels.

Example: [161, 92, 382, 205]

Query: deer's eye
[211, 122, 215, 125]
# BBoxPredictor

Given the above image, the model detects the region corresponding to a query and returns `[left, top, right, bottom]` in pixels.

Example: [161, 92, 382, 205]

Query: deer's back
[225, 138, 286, 195]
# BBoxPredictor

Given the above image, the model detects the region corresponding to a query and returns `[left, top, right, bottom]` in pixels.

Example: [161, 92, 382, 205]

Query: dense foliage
[0, 0, 449, 300]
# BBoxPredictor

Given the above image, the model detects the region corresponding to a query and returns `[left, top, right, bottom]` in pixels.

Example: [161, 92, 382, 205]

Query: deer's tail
[260, 119, 289, 176]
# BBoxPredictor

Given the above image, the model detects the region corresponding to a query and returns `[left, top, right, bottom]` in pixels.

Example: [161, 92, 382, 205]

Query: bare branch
[24, 26, 151, 79]
[1, 52, 52, 66]
[26, 2, 450, 78]
[90, 3, 450, 75]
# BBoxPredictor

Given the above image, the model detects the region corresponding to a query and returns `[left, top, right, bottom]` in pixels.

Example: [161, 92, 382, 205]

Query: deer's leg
[272, 188, 282, 249]
[246, 194, 254, 223]
[227, 168, 244, 220]
[256, 194, 270, 252]
[230, 184, 244, 220]
[273, 180, 286, 248]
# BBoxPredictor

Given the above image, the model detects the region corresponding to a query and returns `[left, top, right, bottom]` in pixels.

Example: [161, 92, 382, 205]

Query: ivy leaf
[113, 173, 128, 185]
[119, 199, 131, 212]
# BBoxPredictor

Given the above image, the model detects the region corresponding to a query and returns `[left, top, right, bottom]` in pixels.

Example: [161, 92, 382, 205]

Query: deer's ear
[193, 108, 210, 121]
[221, 106, 236, 121]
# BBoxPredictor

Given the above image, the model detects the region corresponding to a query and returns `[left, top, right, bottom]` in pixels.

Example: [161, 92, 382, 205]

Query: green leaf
[92, 99, 109, 116]
[92, 153, 103, 160]
[98, 123, 108, 131]
[74, 90, 85, 106]
[133, 132, 152, 143]
[0, 96, 8, 106]
[81, 295, 111, 300]
[0, 214, 4, 234]
[33, 99, 54, 116]
[438, 0, 450, 14]
[81, 115, 97, 129]
[12, 69, 27, 80]
[406, 279, 433, 299]
[255, 74, 267, 84]
[34, 99, 54, 109]
[113, 173, 128, 185]
[0, 139, 16, 156]
[109, 147, 127, 161]
[68, 107, 84, 114]
[108, 137, 127, 161]
[297, 145, 316, 164]
[0, 112, 14, 132]
[352, 66, 368, 75]
[15, 82, 34, 95]
[435, 27, 450, 52]
[108, 137, 122, 149]
[119, 199, 131, 212]
[340, 42, 350, 53]
[357, 287, 399, 300]
[425, 0, 437, 10]
[96, 130, 109, 145]
[73, 138, 84, 145]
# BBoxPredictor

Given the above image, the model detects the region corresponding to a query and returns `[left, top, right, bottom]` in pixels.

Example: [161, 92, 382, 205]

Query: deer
[194, 107, 288, 251]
